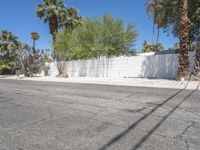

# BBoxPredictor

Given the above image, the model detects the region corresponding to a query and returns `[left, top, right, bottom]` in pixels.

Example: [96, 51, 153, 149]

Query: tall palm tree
[147, 0, 161, 45]
[176, 0, 191, 80]
[60, 7, 83, 32]
[193, 35, 200, 78]
[31, 32, 40, 51]
[36, 0, 65, 42]
[191, 0, 200, 79]
[0, 30, 19, 58]
[156, 27, 160, 44]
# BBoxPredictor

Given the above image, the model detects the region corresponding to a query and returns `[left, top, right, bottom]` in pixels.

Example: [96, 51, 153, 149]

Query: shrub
[14, 44, 51, 77]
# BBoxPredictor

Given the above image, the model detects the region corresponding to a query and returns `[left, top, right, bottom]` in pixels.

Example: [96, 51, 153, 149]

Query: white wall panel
[49, 52, 195, 79]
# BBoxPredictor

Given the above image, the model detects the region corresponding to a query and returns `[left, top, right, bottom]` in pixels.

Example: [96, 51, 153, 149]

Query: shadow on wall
[68, 59, 87, 77]
[49, 61, 59, 77]
[79, 60, 86, 76]
[141, 52, 195, 79]
[140, 54, 179, 79]
[88, 57, 113, 78]
[68, 57, 113, 78]
[70, 60, 76, 77]
[106, 58, 111, 78]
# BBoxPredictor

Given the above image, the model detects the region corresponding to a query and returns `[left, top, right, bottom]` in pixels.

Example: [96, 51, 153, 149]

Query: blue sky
[0, 0, 178, 52]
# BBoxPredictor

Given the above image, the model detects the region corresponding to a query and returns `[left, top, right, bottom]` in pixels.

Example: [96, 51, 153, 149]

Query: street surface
[0, 79, 200, 150]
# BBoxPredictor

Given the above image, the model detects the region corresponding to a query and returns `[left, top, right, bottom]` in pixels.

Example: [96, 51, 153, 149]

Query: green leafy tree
[54, 30, 74, 60]
[31, 32, 40, 51]
[55, 14, 138, 60]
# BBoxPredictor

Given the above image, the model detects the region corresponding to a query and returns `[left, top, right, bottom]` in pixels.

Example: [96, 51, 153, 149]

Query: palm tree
[154, 0, 164, 45]
[0, 30, 19, 58]
[36, 0, 65, 42]
[60, 7, 83, 31]
[193, 35, 200, 78]
[147, 0, 161, 45]
[176, 0, 191, 80]
[31, 32, 40, 51]
[191, 1, 200, 80]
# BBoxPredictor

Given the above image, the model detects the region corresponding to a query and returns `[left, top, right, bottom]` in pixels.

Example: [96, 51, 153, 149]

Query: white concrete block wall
[49, 52, 195, 79]
[49, 61, 59, 77]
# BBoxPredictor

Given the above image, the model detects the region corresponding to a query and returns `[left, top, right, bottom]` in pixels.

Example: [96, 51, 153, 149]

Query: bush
[14, 44, 51, 77]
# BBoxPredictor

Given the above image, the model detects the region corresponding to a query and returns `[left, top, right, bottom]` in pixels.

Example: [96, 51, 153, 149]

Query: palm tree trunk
[154, 0, 159, 45]
[156, 27, 160, 44]
[176, 0, 191, 81]
[52, 33, 56, 43]
[32, 40, 35, 49]
[32, 40, 36, 53]
[49, 18, 58, 45]
[193, 35, 200, 79]
[152, 21, 155, 45]
[52, 33, 57, 60]
[49, 19, 58, 60]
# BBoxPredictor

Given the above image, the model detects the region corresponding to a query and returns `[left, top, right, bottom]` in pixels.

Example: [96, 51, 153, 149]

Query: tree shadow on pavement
[98, 81, 199, 150]
[131, 82, 200, 150]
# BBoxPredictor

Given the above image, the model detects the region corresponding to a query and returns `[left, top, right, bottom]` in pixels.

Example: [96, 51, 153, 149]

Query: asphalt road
[0, 79, 200, 150]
